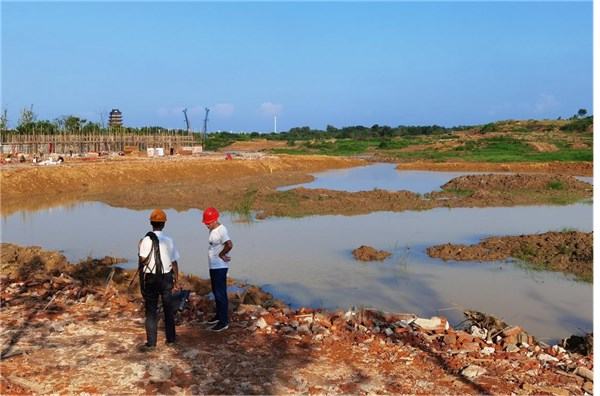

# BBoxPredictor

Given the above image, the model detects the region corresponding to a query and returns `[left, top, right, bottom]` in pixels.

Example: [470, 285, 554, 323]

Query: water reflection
[281, 163, 594, 194]
[280, 163, 490, 194]
[1, 202, 592, 343]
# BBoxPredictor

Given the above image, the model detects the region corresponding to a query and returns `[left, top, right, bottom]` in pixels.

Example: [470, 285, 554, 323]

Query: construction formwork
[0, 130, 198, 155]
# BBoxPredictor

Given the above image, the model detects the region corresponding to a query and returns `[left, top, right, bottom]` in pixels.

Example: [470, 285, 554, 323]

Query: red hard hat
[202, 207, 219, 224]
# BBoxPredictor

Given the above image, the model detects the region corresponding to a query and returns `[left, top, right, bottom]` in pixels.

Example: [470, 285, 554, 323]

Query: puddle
[281, 163, 594, 194]
[280, 163, 492, 194]
[1, 202, 592, 343]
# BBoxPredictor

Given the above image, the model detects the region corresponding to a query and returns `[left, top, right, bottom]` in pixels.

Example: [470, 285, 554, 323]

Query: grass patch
[547, 180, 566, 190]
[557, 227, 578, 233]
[266, 190, 301, 208]
[549, 196, 571, 205]
[233, 187, 258, 220]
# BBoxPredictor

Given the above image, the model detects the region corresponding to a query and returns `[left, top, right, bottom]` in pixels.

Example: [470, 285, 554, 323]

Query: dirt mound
[441, 173, 590, 192]
[352, 245, 391, 261]
[396, 161, 592, 176]
[0, 243, 72, 281]
[219, 139, 289, 151]
[427, 231, 593, 281]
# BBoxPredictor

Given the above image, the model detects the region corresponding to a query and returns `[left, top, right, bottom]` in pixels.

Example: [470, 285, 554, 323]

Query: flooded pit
[1, 166, 593, 343]
[280, 163, 491, 194]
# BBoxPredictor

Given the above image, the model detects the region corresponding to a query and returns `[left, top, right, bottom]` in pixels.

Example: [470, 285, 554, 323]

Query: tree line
[1, 105, 592, 151]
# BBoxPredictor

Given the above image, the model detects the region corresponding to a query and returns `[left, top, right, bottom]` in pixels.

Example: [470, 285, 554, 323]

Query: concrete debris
[575, 366, 594, 382]
[461, 365, 487, 379]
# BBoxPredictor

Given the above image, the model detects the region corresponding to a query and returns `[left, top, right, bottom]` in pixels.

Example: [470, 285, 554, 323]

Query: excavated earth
[0, 154, 595, 394]
[427, 231, 593, 282]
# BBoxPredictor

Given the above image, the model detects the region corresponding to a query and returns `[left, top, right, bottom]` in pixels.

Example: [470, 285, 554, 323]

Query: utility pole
[274, 116, 277, 133]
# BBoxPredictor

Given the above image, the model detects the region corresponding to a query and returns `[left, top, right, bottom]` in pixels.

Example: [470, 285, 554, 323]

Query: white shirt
[139, 231, 180, 273]
[208, 224, 231, 270]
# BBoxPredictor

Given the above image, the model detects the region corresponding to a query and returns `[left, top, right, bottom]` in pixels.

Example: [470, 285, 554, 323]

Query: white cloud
[535, 94, 559, 112]
[259, 102, 283, 117]
[212, 103, 235, 118]
[188, 106, 207, 116]
[157, 107, 169, 116]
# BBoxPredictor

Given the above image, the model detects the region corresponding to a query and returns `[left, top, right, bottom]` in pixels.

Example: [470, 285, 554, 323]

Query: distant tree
[64, 115, 87, 132]
[16, 119, 57, 134]
[577, 109, 587, 118]
[81, 121, 101, 133]
[0, 107, 8, 132]
[99, 109, 108, 129]
[54, 116, 66, 131]
[19, 104, 37, 126]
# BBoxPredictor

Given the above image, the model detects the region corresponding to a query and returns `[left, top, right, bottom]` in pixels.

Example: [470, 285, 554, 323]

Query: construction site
[0, 131, 201, 157]
[0, 108, 206, 158]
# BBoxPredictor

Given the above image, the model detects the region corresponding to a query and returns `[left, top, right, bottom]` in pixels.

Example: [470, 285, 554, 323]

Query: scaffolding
[0, 129, 199, 155]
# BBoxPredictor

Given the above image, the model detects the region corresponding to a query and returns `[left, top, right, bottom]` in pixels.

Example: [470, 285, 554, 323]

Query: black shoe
[138, 343, 156, 352]
[206, 316, 219, 324]
[211, 322, 229, 332]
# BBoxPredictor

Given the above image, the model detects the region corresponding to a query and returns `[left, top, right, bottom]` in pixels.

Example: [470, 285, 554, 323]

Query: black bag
[171, 289, 191, 312]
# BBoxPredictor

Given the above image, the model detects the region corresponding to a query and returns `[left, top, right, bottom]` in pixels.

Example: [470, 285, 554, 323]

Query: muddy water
[2, 166, 594, 342]
[2, 200, 592, 343]
[282, 163, 594, 193]
[280, 163, 490, 194]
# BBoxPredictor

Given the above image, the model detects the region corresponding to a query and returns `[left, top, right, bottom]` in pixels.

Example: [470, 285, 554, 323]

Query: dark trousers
[141, 271, 175, 346]
[210, 268, 229, 325]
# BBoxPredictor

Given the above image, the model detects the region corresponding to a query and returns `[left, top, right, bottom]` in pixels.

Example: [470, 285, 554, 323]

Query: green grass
[266, 128, 593, 163]
[232, 187, 258, 220]
[272, 139, 379, 155]
[388, 136, 592, 163]
[547, 180, 566, 190]
[265, 190, 300, 207]
[549, 196, 571, 205]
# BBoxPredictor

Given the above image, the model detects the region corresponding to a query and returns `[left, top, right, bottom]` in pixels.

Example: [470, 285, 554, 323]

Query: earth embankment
[395, 160, 592, 176]
[0, 155, 366, 215]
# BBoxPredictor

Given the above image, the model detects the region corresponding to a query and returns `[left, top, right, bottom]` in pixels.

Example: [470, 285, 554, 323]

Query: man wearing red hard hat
[137, 209, 180, 351]
[202, 207, 233, 332]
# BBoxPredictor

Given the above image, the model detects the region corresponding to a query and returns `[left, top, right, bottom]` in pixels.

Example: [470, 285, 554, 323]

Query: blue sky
[1, 1, 593, 133]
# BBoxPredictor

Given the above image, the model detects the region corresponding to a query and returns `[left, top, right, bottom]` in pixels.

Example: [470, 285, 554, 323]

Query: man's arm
[219, 240, 233, 262]
[172, 260, 179, 289]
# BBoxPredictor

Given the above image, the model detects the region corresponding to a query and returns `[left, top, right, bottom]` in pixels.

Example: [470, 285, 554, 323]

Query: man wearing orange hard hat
[137, 209, 180, 351]
[202, 207, 233, 332]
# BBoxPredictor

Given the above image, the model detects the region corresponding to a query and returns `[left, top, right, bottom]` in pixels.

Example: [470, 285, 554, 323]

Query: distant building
[109, 109, 123, 127]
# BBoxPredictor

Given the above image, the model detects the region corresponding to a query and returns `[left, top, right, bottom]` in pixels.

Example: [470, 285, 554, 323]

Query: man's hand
[220, 254, 231, 262]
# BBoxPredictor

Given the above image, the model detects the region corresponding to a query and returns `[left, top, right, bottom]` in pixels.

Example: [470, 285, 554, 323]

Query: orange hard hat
[202, 207, 219, 224]
[150, 209, 167, 222]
